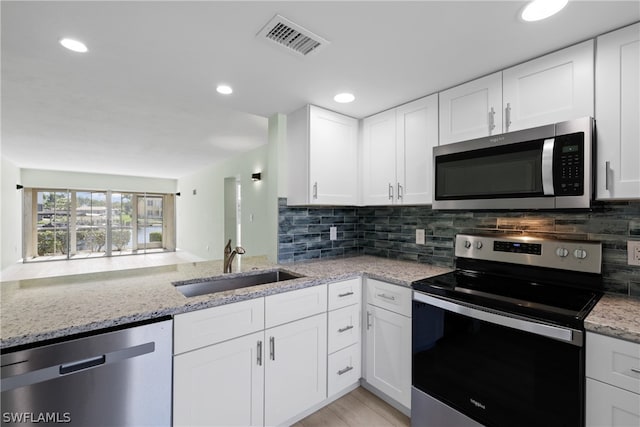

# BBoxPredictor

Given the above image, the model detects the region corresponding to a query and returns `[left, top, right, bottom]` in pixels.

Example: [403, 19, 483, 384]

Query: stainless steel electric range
[411, 233, 603, 427]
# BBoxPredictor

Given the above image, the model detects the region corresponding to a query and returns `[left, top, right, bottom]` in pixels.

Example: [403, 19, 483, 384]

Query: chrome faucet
[223, 239, 246, 273]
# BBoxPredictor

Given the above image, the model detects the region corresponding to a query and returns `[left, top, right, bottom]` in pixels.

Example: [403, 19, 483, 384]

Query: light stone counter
[0, 255, 450, 350]
[585, 293, 640, 344]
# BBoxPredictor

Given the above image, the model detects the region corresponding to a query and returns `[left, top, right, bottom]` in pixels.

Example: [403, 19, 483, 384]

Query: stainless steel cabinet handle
[338, 366, 354, 376]
[631, 367, 640, 374]
[488, 107, 496, 133]
[397, 183, 403, 200]
[377, 293, 396, 301]
[269, 336, 275, 361]
[366, 311, 372, 330]
[257, 340, 263, 366]
[505, 103, 512, 132]
[605, 161, 611, 190]
[338, 291, 354, 298]
[338, 325, 354, 333]
[388, 183, 394, 200]
[313, 182, 318, 199]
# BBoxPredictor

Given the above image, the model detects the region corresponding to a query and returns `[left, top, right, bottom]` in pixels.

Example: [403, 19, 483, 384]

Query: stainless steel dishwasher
[1, 319, 172, 426]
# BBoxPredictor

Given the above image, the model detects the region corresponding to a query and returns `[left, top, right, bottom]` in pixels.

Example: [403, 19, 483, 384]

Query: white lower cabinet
[264, 312, 327, 427]
[328, 343, 361, 397]
[586, 332, 640, 427]
[327, 278, 362, 399]
[586, 378, 640, 427]
[364, 279, 412, 410]
[173, 284, 329, 427]
[173, 330, 264, 427]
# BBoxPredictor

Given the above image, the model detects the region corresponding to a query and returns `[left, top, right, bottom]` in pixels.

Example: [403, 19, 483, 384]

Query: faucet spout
[223, 239, 246, 273]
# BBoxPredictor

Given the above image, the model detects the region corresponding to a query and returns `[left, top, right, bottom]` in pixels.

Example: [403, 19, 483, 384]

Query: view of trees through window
[30, 189, 171, 261]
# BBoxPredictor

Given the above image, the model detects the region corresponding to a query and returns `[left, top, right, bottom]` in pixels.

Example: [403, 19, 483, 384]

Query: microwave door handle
[542, 138, 555, 196]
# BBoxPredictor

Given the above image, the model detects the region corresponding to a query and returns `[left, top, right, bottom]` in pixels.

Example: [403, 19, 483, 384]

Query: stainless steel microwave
[433, 117, 594, 210]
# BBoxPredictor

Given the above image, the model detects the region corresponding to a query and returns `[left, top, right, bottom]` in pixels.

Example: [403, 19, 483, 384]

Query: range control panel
[455, 234, 602, 274]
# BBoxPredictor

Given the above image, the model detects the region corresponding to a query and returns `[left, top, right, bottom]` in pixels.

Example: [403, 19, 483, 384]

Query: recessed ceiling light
[216, 85, 233, 95]
[59, 38, 88, 53]
[334, 93, 355, 103]
[521, 0, 568, 22]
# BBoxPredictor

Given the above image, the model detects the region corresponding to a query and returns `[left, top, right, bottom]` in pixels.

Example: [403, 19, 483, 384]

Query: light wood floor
[293, 387, 410, 427]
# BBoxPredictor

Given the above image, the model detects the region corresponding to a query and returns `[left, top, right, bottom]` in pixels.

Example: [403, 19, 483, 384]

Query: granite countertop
[0, 255, 450, 350]
[2, 255, 639, 350]
[585, 293, 640, 344]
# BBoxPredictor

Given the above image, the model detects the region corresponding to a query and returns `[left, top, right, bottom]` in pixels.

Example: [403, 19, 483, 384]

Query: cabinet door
[396, 94, 439, 204]
[362, 109, 397, 205]
[586, 378, 640, 427]
[503, 40, 594, 132]
[596, 23, 640, 200]
[364, 304, 412, 409]
[309, 106, 358, 205]
[173, 331, 264, 427]
[439, 72, 502, 144]
[265, 313, 327, 426]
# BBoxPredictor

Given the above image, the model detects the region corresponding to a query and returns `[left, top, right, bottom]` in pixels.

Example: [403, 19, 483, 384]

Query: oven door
[412, 292, 585, 427]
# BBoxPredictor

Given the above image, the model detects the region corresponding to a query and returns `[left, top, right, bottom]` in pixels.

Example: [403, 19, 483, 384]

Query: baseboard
[360, 379, 411, 417]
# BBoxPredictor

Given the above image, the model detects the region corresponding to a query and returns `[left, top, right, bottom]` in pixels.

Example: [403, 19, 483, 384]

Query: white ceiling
[2, 1, 638, 179]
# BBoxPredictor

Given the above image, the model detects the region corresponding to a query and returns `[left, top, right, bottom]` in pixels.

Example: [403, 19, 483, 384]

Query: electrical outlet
[416, 229, 426, 245]
[330, 226, 337, 241]
[628, 241, 640, 266]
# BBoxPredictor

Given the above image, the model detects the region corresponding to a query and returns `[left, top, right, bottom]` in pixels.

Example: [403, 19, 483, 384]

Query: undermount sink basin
[173, 269, 304, 298]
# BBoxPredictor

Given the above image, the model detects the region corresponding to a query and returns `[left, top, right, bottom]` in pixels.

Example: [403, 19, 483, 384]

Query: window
[23, 189, 175, 262]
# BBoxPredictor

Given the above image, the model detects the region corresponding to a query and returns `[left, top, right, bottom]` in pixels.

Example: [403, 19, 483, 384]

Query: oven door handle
[413, 292, 582, 346]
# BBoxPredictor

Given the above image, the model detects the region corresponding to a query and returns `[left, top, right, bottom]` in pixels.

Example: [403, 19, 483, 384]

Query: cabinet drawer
[174, 298, 264, 355]
[328, 304, 361, 354]
[265, 284, 327, 328]
[586, 378, 640, 427]
[586, 332, 640, 394]
[366, 279, 412, 316]
[328, 278, 362, 311]
[328, 343, 361, 397]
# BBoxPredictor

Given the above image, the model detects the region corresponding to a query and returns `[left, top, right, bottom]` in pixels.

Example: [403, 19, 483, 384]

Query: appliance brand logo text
[470, 398, 486, 410]
[489, 136, 505, 143]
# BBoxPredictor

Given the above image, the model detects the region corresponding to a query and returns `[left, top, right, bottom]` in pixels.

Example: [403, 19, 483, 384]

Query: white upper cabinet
[596, 23, 640, 200]
[362, 109, 397, 205]
[503, 40, 594, 132]
[362, 94, 438, 205]
[439, 72, 502, 145]
[396, 95, 439, 204]
[287, 105, 359, 205]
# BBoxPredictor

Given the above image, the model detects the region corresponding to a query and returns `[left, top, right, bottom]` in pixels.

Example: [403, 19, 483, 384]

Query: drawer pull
[338, 325, 354, 333]
[366, 311, 372, 330]
[338, 292, 354, 298]
[631, 367, 640, 374]
[257, 341, 263, 366]
[338, 366, 354, 376]
[377, 293, 396, 301]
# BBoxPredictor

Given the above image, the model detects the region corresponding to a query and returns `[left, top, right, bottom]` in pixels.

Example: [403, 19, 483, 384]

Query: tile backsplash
[278, 198, 640, 296]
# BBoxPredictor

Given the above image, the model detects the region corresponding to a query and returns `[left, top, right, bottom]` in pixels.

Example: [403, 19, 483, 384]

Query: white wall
[20, 169, 177, 193]
[1, 157, 23, 269]
[177, 144, 274, 261]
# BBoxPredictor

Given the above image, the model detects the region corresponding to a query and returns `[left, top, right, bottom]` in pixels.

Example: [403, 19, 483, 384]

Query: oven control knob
[475, 241, 483, 249]
[573, 249, 588, 259]
[464, 241, 472, 249]
[556, 247, 569, 257]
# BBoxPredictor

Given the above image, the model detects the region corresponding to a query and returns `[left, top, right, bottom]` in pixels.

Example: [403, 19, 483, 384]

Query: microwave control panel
[554, 132, 584, 196]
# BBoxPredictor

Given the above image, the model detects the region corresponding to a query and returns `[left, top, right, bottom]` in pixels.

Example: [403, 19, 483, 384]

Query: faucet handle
[235, 246, 246, 255]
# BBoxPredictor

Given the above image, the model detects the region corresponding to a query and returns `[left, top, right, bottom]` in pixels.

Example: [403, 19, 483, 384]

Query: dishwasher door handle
[60, 355, 106, 375]
[1, 341, 155, 392]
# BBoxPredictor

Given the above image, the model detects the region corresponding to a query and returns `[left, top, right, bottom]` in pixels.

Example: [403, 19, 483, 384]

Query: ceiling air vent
[257, 14, 329, 56]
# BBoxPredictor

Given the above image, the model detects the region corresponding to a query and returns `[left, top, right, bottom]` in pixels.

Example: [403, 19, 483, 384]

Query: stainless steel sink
[173, 269, 303, 298]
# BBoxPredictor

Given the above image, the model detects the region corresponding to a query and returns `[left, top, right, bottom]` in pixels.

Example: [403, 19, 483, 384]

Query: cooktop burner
[412, 234, 603, 329]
